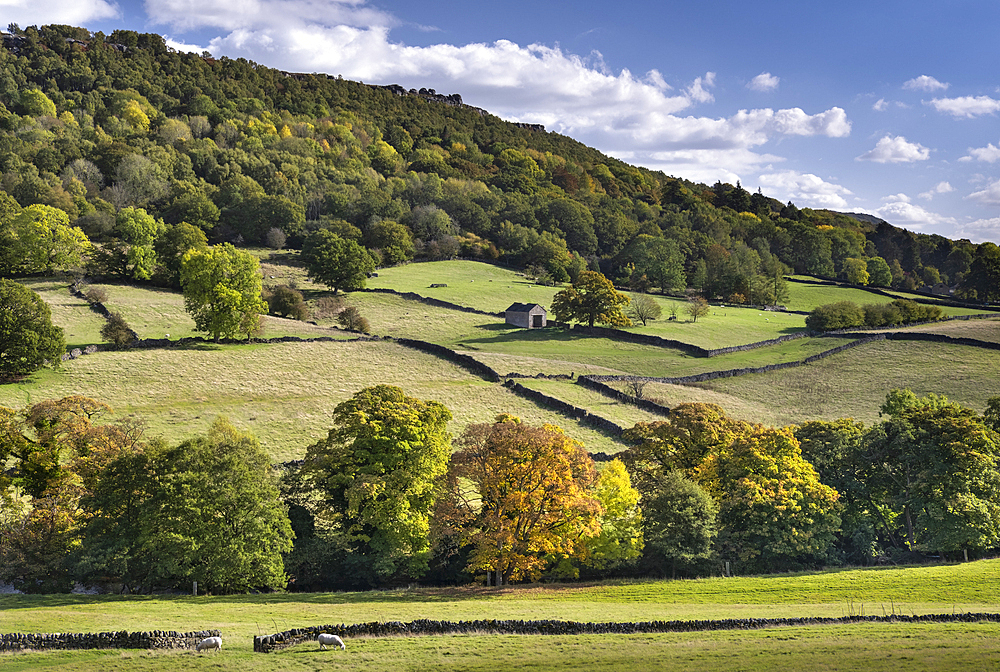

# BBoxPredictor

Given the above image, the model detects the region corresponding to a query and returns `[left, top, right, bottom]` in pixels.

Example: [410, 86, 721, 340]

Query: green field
[695, 339, 1000, 427]
[17, 279, 106, 349]
[0, 340, 629, 460]
[3, 560, 999, 671]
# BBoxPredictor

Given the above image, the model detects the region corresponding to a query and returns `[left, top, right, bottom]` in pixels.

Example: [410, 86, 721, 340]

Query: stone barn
[505, 303, 547, 329]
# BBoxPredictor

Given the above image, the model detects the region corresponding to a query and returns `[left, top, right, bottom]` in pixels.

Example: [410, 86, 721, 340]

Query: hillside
[1, 23, 998, 305]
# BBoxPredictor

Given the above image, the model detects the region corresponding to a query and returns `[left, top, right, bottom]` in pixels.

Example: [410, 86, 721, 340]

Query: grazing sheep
[318, 633, 346, 650]
[196, 636, 222, 652]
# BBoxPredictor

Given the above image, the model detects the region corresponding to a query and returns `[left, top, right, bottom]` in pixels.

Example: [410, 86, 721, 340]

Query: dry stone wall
[0, 629, 220, 652]
[254, 614, 1000, 652]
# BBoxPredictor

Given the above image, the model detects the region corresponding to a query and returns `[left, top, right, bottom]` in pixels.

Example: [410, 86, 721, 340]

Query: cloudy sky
[5, 0, 1000, 243]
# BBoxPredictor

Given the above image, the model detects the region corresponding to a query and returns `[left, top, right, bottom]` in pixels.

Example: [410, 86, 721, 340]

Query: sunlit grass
[696, 339, 1000, 426]
[18, 278, 105, 349]
[0, 340, 629, 460]
[2, 560, 999, 671]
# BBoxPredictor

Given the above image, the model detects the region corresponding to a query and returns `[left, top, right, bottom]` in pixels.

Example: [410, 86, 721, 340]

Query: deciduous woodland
[1, 24, 1000, 594]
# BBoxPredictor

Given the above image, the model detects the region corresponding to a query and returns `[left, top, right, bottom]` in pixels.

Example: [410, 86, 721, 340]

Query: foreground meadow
[3, 560, 999, 671]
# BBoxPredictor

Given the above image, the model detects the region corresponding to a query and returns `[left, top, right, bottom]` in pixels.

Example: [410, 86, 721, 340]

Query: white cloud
[956, 218, 1000, 243]
[748, 72, 779, 92]
[903, 75, 949, 92]
[873, 98, 888, 111]
[960, 141, 1000, 163]
[874, 194, 957, 229]
[685, 72, 716, 104]
[757, 171, 853, 209]
[927, 95, 1000, 118]
[967, 179, 1000, 206]
[918, 182, 954, 200]
[857, 135, 930, 163]
[145, 0, 396, 32]
[133, 0, 855, 187]
[1, 0, 119, 26]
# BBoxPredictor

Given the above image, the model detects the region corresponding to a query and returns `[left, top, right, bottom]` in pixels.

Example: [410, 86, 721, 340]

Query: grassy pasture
[0, 340, 629, 460]
[2, 560, 999, 671]
[18, 278, 106, 348]
[875, 316, 1000, 343]
[786, 278, 991, 317]
[364, 259, 811, 347]
[695, 339, 1000, 427]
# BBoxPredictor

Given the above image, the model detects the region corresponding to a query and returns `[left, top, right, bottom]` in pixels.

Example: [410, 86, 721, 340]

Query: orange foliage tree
[439, 415, 602, 584]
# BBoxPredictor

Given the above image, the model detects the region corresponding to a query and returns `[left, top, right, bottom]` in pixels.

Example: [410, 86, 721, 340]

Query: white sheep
[196, 636, 222, 653]
[318, 633, 346, 650]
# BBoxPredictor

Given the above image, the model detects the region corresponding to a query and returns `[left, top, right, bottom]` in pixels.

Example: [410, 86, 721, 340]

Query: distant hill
[0, 23, 996, 302]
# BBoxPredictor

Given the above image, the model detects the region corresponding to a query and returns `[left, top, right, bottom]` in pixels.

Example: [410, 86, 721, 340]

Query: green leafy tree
[628, 294, 662, 326]
[366, 220, 414, 266]
[867, 256, 893, 287]
[301, 386, 452, 583]
[19, 89, 57, 117]
[842, 257, 870, 285]
[179, 244, 267, 341]
[264, 285, 309, 320]
[0, 279, 65, 379]
[100, 311, 136, 348]
[961, 242, 1000, 303]
[863, 390, 1000, 554]
[641, 469, 718, 577]
[0, 205, 90, 275]
[685, 296, 710, 322]
[79, 418, 293, 593]
[551, 270, 631, 328]
[154, 222, 208, 288]
[114, 207, 165, 281]
[301, 230, 376, 294]
[337, 305, 370, 333]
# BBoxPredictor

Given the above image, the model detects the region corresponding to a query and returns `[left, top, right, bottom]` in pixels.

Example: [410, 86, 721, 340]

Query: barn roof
[506, 302, 546, 313]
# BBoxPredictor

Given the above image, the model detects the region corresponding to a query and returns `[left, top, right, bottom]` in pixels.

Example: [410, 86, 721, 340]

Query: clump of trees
[0, 397, 291, 593]
[806, 298, 943, 331]
[3, 388, 998, 593]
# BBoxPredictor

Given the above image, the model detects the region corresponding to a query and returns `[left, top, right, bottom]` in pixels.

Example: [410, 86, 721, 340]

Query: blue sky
[6, 0, 1000, 243]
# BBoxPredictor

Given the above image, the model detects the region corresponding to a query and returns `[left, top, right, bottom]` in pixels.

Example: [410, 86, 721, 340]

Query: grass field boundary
[582, 335, 881, 386]
[786, 276, 1000, 313]
[362, 287, 503, 317]
[394, 338, 502, 382]
[253, 613, 1000, 652]
[503, 380, 625, 440]
[576, 376, 673, 416]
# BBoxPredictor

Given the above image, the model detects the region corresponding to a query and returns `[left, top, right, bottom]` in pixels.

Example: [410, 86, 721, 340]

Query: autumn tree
[582, 458, 643, 572]
[621, 403, 742, 494]
[0, 280, 65, 380]
[301, 230, 376, 295]
[697, 425, 842, 571]
[441, 415, 602, 584]
[179, 243, 267, 340]
[550, 270, 631, 328]
[301, 386, 452, 583]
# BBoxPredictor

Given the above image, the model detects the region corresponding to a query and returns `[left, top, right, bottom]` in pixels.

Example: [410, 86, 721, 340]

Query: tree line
[1, 23, 999, 310]
[3, 386, 998, 593]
